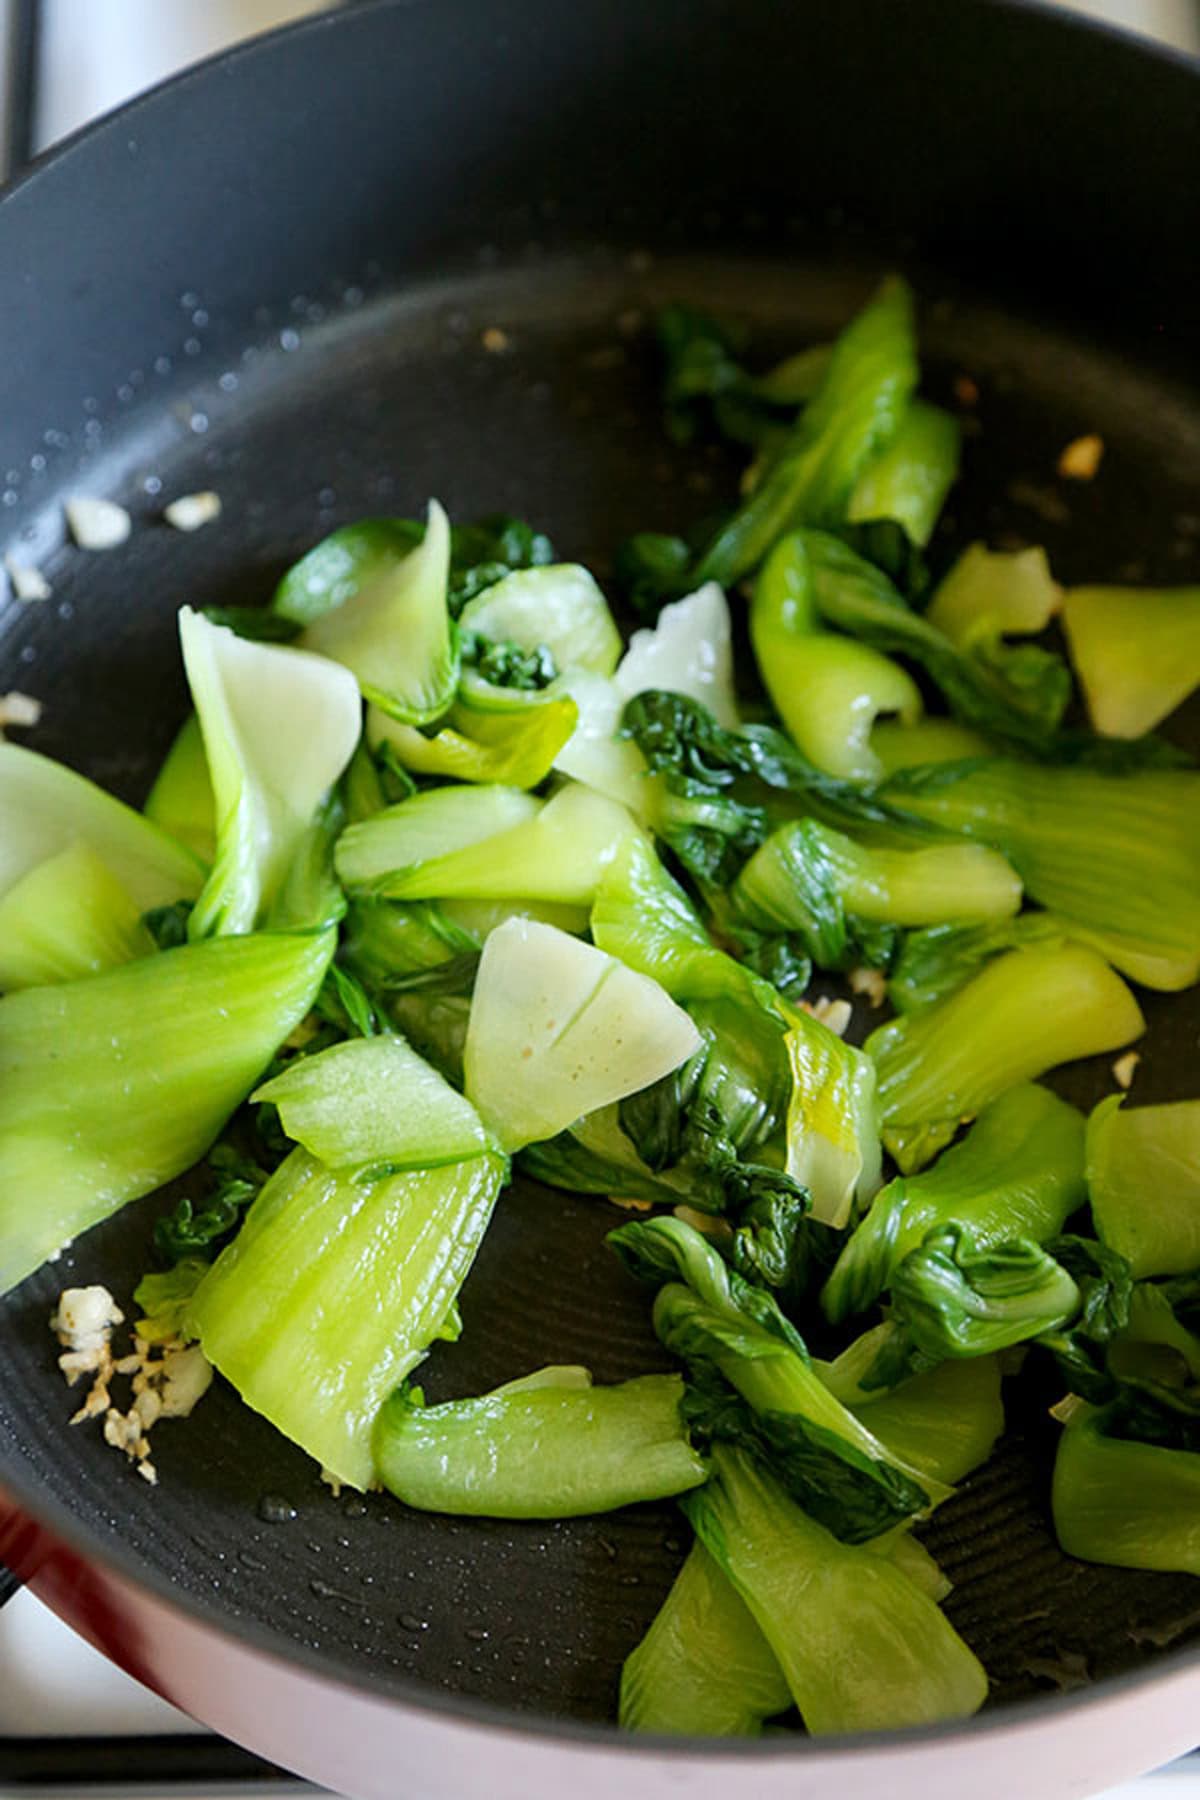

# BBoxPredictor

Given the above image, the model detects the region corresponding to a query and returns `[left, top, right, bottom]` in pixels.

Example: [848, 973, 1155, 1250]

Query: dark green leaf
[459, 630, 558, 691]
[142, 899, 195, 951]
[152, 1143, 269, 1265]
[202, 606, 302, 643]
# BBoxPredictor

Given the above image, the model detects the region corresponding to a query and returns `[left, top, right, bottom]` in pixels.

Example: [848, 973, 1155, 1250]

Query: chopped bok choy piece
[823, 1084, 1086, 1322]
[1052, 1406, 1200, 1575]
[1061, 584, 1200, 739]
[179, 608, 361, 938]
[695, 276, 919, 584]
[554, 583, 739, 810]
[464, 918, 700, 1151]
[279, 503, 458, 724]
[340, 898, 479, 984]
[751, 531, 922, 782]
[593, 836, 881, 1226]
[336, 784, 539, 895]
[886, 913, 1069, 1014]
[253, 1033, 491, 1170]
[341, 783, 641, 908]
[869, 717, 991, 775]
[925, 544, 1062, 645]
[846, 400, 961, 547]
[822, 1346, 1005, 1486]
[373, 1369, 706, 1516]
[802, 530, 1071, 748]
[143, 713, 215, 862]
[886, 1225, 1082, 1362]
[0, 927, 334, 1293]
[552, 668, 653, 813]
[367, 684, 578, 789]
[732, 819, 1021, 957]
[189, 1145, 507, 1489]
[0, 741, 203, 910]
[0, 843, 154, 990]
[784, 1014, 882, 1228]
[879, 757, 1200, 991]
[614, 582, 740, 729]
[619, 1541, 791, 1736]
[457, 562, 622, 677]
[867, 943, 1144, 1172]
[1086, 1097, 1200, 1278]
[610, 1215, 944, 1540]
[681, 1446, 987, 1733]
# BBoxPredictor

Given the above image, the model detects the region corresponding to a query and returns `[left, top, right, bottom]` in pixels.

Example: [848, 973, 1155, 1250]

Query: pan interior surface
[0, 0, 1198, 1745]
[2, 248, 1199, 1726]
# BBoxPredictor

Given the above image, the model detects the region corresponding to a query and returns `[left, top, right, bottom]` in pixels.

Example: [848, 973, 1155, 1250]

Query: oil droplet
[257, 1493, 297, 1523]
[279, 328, 301, 353]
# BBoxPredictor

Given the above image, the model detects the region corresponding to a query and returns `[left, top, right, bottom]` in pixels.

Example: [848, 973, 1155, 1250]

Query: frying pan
[1, 1, 1199, 1794]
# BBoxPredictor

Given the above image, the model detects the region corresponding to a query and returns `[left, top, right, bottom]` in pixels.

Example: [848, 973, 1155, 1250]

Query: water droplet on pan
[257, 1493, 297, 1523]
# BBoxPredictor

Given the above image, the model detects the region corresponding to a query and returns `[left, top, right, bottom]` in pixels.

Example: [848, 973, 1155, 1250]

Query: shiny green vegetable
[280, 503, 458, 724]
[189, 1146, 507, 1489]
[619, 1540, 790, 1736]
[682, 1446, 987, 1734]
[868, 943, 1144, 1172]
[1062, 583, 1200, 738]
[879, 757, 1200, 990]
[751, 531, 921, 782]
[694, 276, 919, 584]
[823, 1084, 1086, 1322]
[1086, 1097, 1200, 1278]
[846, 400, 961, 547]
[180, 608, 360, 938]
[0, 927, 333, 1294]
[374, 1368, 707, 1516]
[0, 843, 154, 990]
[1052, 1406, 1200, 1575]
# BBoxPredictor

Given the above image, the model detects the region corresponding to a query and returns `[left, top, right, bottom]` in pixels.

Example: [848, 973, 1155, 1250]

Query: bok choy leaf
[609, 1215, 942, 1540]
[373, 1368, 706, 1516]
[694, 276, 919, 585]
[278, 502, 458, 724]
[845, 400, 961, 548]
[180, 608, 361, 938]
[1086, 1097, 1200, 1279]
[142, 713, 216, 862]
[867, 943, 1144, 1172]
[188, 1144, 507, 1489]
[0, 741, 203, 911]
[0, 926, 334, 1293]
[1052, 1405, 1200, 1575]
[0, 843, 154, 991]
[750, 530, 923, 782]
[681, 1445, 987, 1732]
[463, 917, 701, 1152]
[253, 1032, 491, 1171]
[619, 1540, 791, 1735]
[823, 1084, 1086, 1323]
[1061, 583, 1200, 739]
[879, 757, 1200, 991]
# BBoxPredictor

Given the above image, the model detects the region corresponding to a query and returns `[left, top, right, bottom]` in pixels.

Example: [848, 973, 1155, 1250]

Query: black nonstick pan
[2, 2, 1200, 1795]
